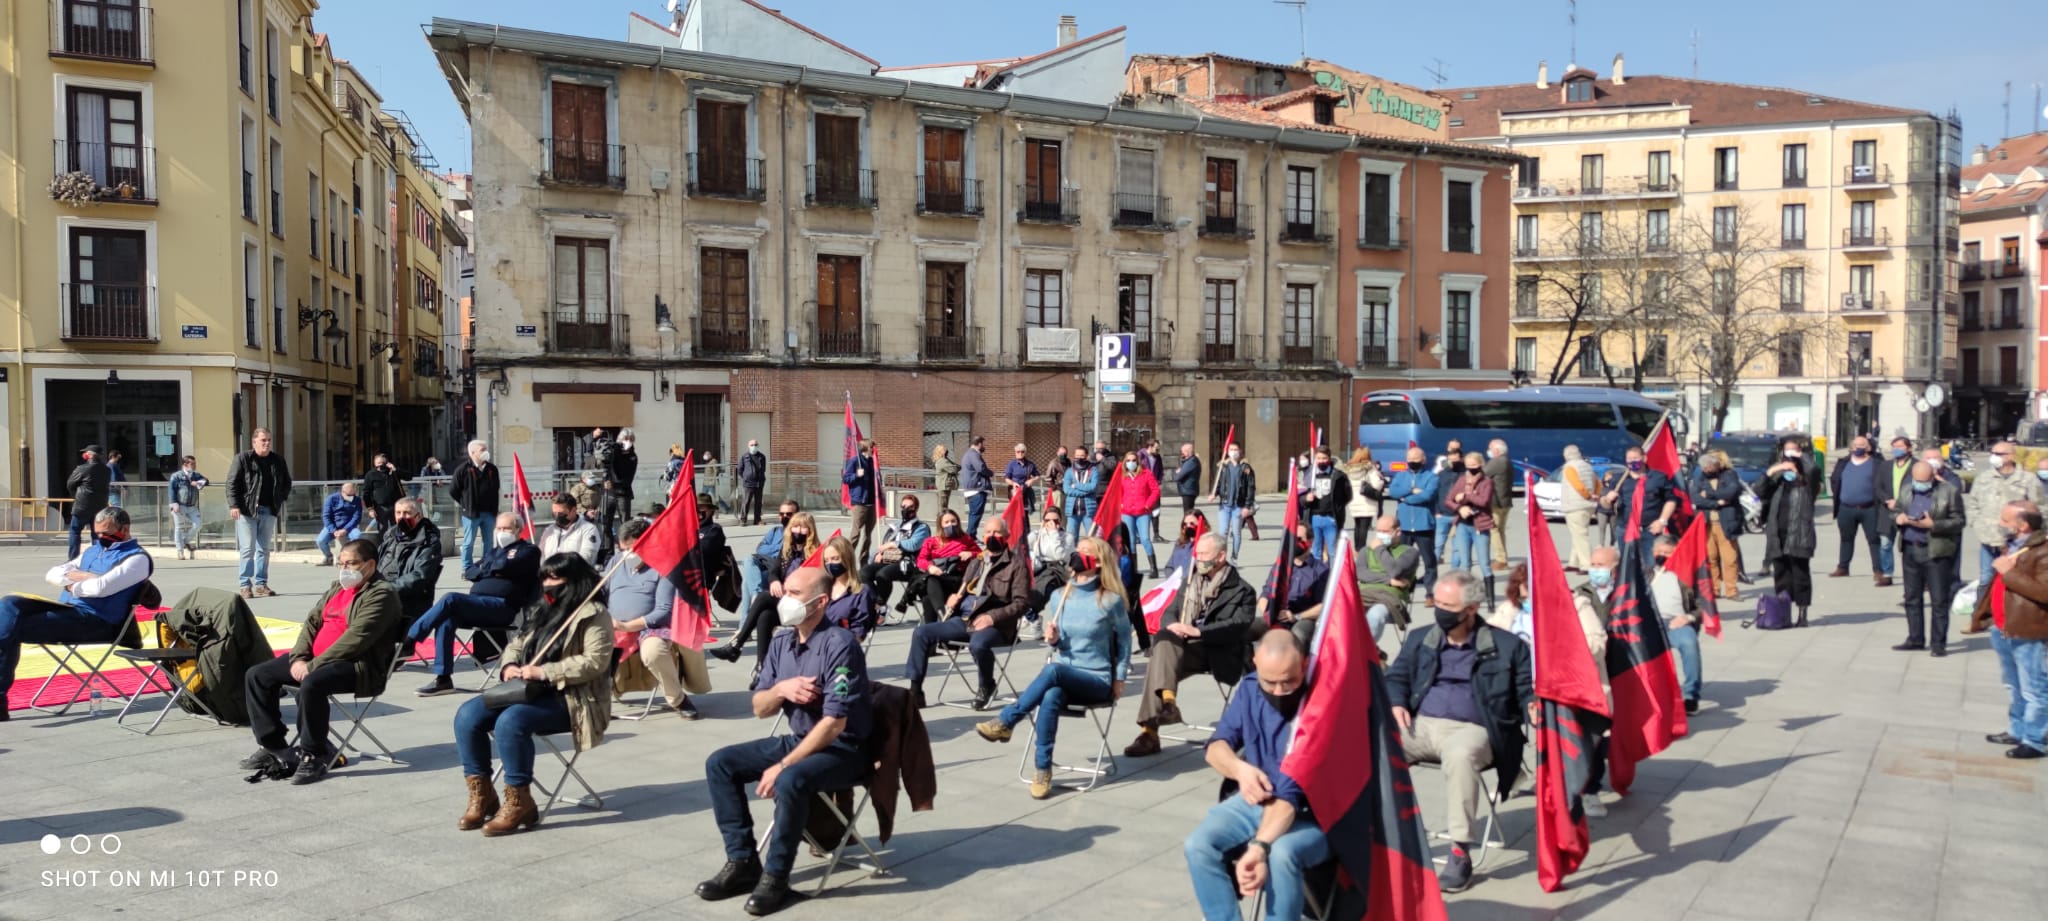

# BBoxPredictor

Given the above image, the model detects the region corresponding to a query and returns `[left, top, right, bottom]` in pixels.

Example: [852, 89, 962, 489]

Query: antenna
[1568, 0, 1578, 65]
[1273, 0, 1307, 61]
[1424, 58, 1449, 88]
[1689, 29, 1699, 78]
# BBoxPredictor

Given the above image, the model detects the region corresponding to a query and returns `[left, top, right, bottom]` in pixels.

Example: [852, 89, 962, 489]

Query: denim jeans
[315, 527, 362, 560]
[66, 512, 91, 561]
[1066, 496, 1096, 539]
[1981, 544, 2000, 587]
[998, 662, 1113, 770]
[1122, 513, 1157, 568]
[1220, 506, 1247, 560]
[411, 593, 520, 678]
[1668, 622, 1701, 701]
[459, 513, 492, 571]
[1402, 529, 1440, 590]
[1448, 522, 1485, 573]
[0, 596, 122, 698]
[1183, 796, 1329, 921]
[454, 691, 573, 787]
[1991, 628, 2048, 753]
[706, 735, 869, 877]
[1433, 514, 1455, 560]
[1308, 514, 1339, 563]
[234, 508, 277, 587]
[966, 492, 987, 537]
[1878, 533, 1897, 578]
[172, 506, 202, 551]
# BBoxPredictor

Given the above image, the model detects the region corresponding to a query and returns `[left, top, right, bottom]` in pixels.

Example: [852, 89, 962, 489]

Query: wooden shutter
[552, 82, 606, 181]
[816, 115, 860, 198]
[1026, 139, 1060, 202]
[698, 100, 746, 192]
[924, 126, 963, 202]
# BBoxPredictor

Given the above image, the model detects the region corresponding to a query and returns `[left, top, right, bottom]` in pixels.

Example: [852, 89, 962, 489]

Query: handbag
[1743, 591, 1795, 630]
[481, 603, 584, 710]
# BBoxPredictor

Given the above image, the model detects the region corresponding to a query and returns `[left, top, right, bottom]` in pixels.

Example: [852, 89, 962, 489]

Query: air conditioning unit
[1539, 184, 1558, 197]
[1841, 293, 1864, 310]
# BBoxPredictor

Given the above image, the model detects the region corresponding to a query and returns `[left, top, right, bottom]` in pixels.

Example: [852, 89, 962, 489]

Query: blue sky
[325, 0, 2042, 173]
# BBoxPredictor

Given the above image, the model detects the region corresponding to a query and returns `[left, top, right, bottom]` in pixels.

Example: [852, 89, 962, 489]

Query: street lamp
[297, 303, 345, 341]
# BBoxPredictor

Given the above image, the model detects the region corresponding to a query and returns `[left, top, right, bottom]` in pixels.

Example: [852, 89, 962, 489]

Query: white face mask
[477, 451, 492, 464]
[493, 530, 516, 549]
[618, 551, 642, 570]
[776, 595, 813, 628]
[749, 445, 760, 454]
[337, 567, 365, 589]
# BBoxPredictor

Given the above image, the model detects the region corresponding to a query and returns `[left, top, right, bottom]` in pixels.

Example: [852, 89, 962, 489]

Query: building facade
[1955, 132, 2048, 437]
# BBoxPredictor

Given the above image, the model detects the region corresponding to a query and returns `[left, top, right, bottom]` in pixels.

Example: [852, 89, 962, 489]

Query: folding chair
[757, 775, 888, 897]
[1243, 856, 1340, 920]
[1415, 761, 1505, 870]
[26, 606, 146, 716]
[1015, 697, 1119, 792]
[492, 733, 603, 824]
[294, 642, 410, 766]
[932, 639, 1019, 711]
[1161, 676, 1237, 745]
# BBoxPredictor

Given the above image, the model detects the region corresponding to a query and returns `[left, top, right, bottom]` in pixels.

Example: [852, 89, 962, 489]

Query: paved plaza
[2, 504, 2045, 921]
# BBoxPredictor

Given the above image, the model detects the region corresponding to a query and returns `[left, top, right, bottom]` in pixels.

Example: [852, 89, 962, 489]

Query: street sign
[1103, 392, 1136, 404]
[515, 325, 537, 337]
[1097, 333, 1135, 384]
[180, 325, 207, 339]
[1102, 382, 1133, 394]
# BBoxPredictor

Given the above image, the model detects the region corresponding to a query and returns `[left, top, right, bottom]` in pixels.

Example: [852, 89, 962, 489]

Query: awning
[540, 392, 634, 428]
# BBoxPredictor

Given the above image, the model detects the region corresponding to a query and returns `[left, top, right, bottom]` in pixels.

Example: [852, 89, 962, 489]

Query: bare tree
[1521, 205, 1682, 388]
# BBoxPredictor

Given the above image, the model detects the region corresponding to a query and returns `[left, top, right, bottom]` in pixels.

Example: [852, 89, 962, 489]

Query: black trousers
[862, 560, 921, 612]
[1181, 494, 1197, 514]
[1771, 556, 1813, 606]
[1900, 543, 1957, 649]
[920, 571, 965, 625]
[245, 654, 361, 754]
[599, 492, 631, 558]
[1835, 505, 1882, 572]
[742, 487, 764, 525]
[730, 592, 781, 664]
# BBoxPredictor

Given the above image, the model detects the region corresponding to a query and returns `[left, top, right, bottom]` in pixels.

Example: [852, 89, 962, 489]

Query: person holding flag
[1600, 445, 1677, 581]
[1209, 437, 1256, 562]
[842, 439, 879, 563]
[1524, 473, 1613, 893]
[1258, 521, 1329, 649]
[1603, 462, 1690, 798]
[1124, 533, 1257, 758]
[1116, 451, 1163, 578]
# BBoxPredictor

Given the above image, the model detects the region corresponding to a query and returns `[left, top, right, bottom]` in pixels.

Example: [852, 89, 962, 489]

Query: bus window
[1422, 399, 1615, 430]
[1619, 405, 1664, 440]
[1358, 399, 1420, 426]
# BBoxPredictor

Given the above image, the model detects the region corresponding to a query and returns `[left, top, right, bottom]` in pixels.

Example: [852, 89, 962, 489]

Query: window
[237, 1, 252, 93]
[1714, 147, 1739, 190]
[1565, 78, 1593, 103]
[1781, 267, 1805, 311]
[1313, 96, 1336, 126]
[1362, 286, 1392, 365]
[1710, 269, 1731, 311]
[1781, 204, 1806, 248]
[1848, 265, 1875, 308]
[240, 117, 256, 220]
[412, 203, 436, 249]
[694, 99, 753, 197]
[919, 125, 970, 212]
[1446, 179, 1476, 252]
[1963, 290, 1981, 329]
[307, 172, 319, 258]
[1114, 146, 1158, 224]
[2001, 346, 2020, 388]
[549, 237, 614, 353]
[1582, 273, 1604, 311]
[1848, 332, 1873, 374]
[1712, 206, 1738, 250]
[2001, 287, 2021, 328]
[241, 244, 259, 347]
[1118, 274, 1154, 359]
[270, 254, 286, 353]
[1282, 283, 1315, 362]
[1578, 211, 1603, 251]
[1362, 170, 1396, 247]
[699, 248, 749, 353]
[1850, 140, 1877, 180]
[264, 26, 280, 120]
[1517, 157, 1540, 193]
[1963, 348, 1980, 385]
[2002, 237, 2021, 268]
[327, 190, 340, 269]
[1023, 268, 1063, 328]
[1204, 157, 1240, 234]
[1577, 337, 1604, 377]
[1776, 334, 1803, 377]
[922, 261, 967, 358]
[1444, 290, 1473, 369]
[815, 254, 862, 356]
[1579, 154, 1603, 194]
[1514, 275, 1538, 317]
[1849, 200, 1876, 244]
[1782, 143, 1807, 187]
[1514, 337, 1537, 373]
[1203, 279, 1238, 361]
[1646, 150, 1672, 190]
[304, 282, 321, 359]
[1516, 214, 1538, 255]
[1282, 165, 1317, 238]
[1646, 209, 1670, 250]
[63, 86, 145, 195]
[548, 80, 614, 186]
[1647, 270, 1671, 308]
[1642, 336, 1669, 377]
[1022, 138, 1063, 219]
[267, 140, 283, 237]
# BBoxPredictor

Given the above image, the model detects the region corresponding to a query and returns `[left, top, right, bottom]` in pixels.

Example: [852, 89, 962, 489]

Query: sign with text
[180, 325, 207, 339]
[515, 325, 537, 338]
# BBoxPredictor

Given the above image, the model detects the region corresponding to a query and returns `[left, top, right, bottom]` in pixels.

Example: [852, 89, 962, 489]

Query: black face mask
[779, 512, 794, 526]
[1434, 606, 1467, 632]
[944, 525, 962, 539]
[901, 507, 917, 519]
[554, 513, 574, 527]
[984, 536, 1007, 554]
[1182, 526, 1198, 540]
[1262, 688, 1304, 722]
[94, 533, 119, 548]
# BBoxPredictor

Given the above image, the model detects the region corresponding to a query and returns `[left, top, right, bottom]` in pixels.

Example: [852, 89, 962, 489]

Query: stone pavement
[2, 505, 2044, 921]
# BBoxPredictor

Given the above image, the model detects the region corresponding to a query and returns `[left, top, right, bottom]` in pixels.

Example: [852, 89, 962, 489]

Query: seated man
[239, 539, 401, 784]
[1386, 569, 1535, 893]
[317, 482, 365, 566]
[1182, 630, 1328, 921]
[1126, 533, 1256, 757]
[0, 508, 154, 717]
[1257, 522, 1329, 649]
[379, 498, 443, 635]
[609, 517, 700, 720]
[697, 568, 872, 917]
[409, 512, 539, 696]
[902, 516, 1030, 710]
[862, 494, 931, 615]
[1358, 514, 1421, 641]
[538, 494, 601, 564]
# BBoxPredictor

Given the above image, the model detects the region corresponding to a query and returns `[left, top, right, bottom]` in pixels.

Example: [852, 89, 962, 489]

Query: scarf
[1178, 562, 1230, 627]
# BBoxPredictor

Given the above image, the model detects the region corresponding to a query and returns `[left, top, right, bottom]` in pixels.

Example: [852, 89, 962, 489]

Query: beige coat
[501, 600, 613, 752]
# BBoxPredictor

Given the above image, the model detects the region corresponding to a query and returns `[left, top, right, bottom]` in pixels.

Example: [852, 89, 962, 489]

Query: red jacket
[1119, 468, 1161, 516]
[916, 532, 980, 570]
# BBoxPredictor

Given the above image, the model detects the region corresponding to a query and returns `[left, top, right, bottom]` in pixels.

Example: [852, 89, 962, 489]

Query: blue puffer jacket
[1389, 468, 1440, 532]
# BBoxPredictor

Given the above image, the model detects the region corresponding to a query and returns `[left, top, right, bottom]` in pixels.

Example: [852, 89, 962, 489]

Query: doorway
[45, 377, 181, 495]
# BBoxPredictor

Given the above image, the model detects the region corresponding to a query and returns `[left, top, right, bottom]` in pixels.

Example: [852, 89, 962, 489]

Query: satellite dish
[1914, 397, 1932, 414]
[1924, 382, 1948, 408]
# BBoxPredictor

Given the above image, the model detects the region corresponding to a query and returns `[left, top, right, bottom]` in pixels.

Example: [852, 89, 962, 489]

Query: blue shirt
[757, 623, 872, 745]
[1901, 488, 1934, 546]
[1417, 640, 1484, 725]
[322, 491, 365, 532]
[607, 559, 676, 626]
[754, 523, 787, 560]
[1210, 675, 1308, 811]
[1837, 458, 1878, 507]
[826, 584, 877, 637]
[1264, 553, 1330, 615]
[1047, 579, 1131, 682]
[1005, 458, 1039, 489]
[1390, 468, 1441, 532]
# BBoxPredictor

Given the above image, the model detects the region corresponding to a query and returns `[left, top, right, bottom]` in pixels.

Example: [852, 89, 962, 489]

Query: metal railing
[53, 140, 157, 203]
[541, 138, 625, 189]
[808, 166, 876, 208]
[1359, 345, 1404, 370]
[1201, 203, 1252, 238]
[1513, 175, 1679, 198]
[1447, 223, 1475, 252]
[919, 324, 981, 362]
[687, 152, 767, 200]
[1203, 338, 1244, 363]
[694, 314, 763, 357]
[1358, 217, 1407, 250]
[1279, 208, 1334, 243]
[1018, 186, 1079, 224]
[1843, 227, 1890, 248]
[547, 310, 630, 355]
[816, 320, 878, 358]
[917, 175, 981, 215]
[1133, 328, 1168, 362]
[1843, 164, 1893, 186]
[50, 2, 152, 64]
[1840, 292, 1889, 313]
[1111, 192, 1169, 229]
[61, 283, 153, 341]
[1280, 334, 1330, 366]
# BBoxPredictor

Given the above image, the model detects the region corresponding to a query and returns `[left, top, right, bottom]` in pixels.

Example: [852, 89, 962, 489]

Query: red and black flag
[1525, 471, 1611, 892]
[1264, 460, 1303, 625]
[1643, 418, 1693, 523]
[1608, 476, 1688, 796]
[633, 453, 711, 630]
[1001, 484, 1032, 578]
[510, 453, 537, 542]
[1283, 536, 1449, 921]
[1093, 460, 1128, 556]
[1664, 515, 1722, 638]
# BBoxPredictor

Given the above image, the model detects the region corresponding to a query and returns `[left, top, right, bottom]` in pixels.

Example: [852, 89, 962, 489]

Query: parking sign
[1097, 333, 1134, 384]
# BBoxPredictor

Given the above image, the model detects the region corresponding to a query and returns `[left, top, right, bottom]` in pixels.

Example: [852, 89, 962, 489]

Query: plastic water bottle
[89, 690, 104, 717]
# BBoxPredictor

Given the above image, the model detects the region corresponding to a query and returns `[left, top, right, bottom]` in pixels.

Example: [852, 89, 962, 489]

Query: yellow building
[0, 1, 445, 503]
[1450, 56, 1963, 444]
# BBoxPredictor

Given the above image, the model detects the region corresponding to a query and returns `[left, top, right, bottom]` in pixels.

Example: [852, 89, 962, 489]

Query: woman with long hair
[451, 552, 611, 836]
[1346, 447, 1385, 547]
[916, 507, 980, 624]
[818, 535, 878, 639]
[712, 512, 821, 665]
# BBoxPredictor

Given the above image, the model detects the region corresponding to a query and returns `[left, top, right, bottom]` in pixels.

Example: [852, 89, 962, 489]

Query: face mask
[944, 525, 962, 539]
[1464, 465, 1481, 474]
[1852, 448, 1868, 458]
[1433, 606, 1467, 632]
[1294, 538, 1312, 556]
[749, 446, 760, 455]
[824, 561, 846, 578]
[478, 451, 492, 464]
[1627, 460, 1645, 472]
[1588, 568, 1613, 589]
[1520, 598, 1533, 614]
[1913, 480, 1933, 493]
[779, 512, 793, 525]
[901, 507, 917, 519]
[1317, 461, 1331, 471]
[777, 595, 813, 628]
[1891, 448, 1907, 460]
[542, 590, 561, 606]
[1784, 450, 1802, 460]
[984, 536, 1007, 554]
[93, 533, 117, 548]
[1125, 462, 1138, 473]
[494, 530, 516, 548]
[337, 567, 364, 589]
[1227, 451, 1240, 460]
[1653, 554, 1670, 567]
[1199, 557, 1223, 575]
[1183, 526, 1198, 540]
[1998, 525, 2017, 542]
[790, 529, 809, 541]
[1262, 688, 1304, 722]
[554, 513, 574, 527]
[1373, 530, 1394, 546]
[1781, 471, 1798, 482]
[2037, 472, 2048, 482]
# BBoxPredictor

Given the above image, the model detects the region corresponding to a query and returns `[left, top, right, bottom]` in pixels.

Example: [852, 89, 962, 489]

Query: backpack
[1745, 591, 1795, 630]
[709, 546, 742, 613]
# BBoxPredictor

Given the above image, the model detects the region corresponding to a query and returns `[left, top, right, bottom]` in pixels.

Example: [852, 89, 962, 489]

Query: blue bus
[1355, 386, 1672, 474]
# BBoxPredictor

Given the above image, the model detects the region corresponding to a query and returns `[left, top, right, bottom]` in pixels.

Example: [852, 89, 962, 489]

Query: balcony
[687, 153, 767, 201]
[1202, 338, 1247, 363]
[1132, 328, 1170, 363]
[815, 320, 879, 359]
[919, 324, 981, 363]
[1993, 260, 2027, 279]
[1358, 217, 1407, 251]
[1111, 192, 1170, 230]
[540, 139, 625, 190]
[1512, 175, 1679, 201]
[1961, 260, 1986, 281]
[60, 283, 153, 341]
[1842, 227, 1891, 251]
[1278, 208, 1335, 244]
[1017, 186, 1079, 225]
[547, 310, 629, 355]
[808, 167, 877, 209]
[49, 3, 153, 66]
[1842, 164, 1894, 189]
[1201, 204, 1253, 239]
[1280, 335, 1331, 367]
[51, 140, 157, 205]
[1838, 292, 1890, 315]
[917, 176, 982, 216]
[1359, 344, 1405, 371]
[694, 315, 764, 357]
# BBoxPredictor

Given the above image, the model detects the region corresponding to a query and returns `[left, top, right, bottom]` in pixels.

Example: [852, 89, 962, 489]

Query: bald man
[902, 515, 1033, 710]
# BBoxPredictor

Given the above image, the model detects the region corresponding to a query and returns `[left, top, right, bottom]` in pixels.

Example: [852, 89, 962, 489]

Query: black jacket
[1757, 460, 1820, 560]
[1213, 461, 1257, 509]
[1165, 566, 1258, 685]
[450, 461, 500, 517]
[1689, 469, 1745, 536]
[1385, 623, 1534, 800]
[1174, 456, 1203, 498]
[362, 464, 406, 509]
[66, 459, 111, 516]
[464, 538, 540, 605]
[737, 451, 767, 488]
[225, 450, 293, 515]
[1303, 464, 1353, 519]
[1871, 458, 1918, 539]
[600, 442, 638, 499]
[378, 518, 444, 621]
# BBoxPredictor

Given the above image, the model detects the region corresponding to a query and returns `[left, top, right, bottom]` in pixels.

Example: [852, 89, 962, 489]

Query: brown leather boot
[481, 784, 538, 836]
[458, 775, 500, 831]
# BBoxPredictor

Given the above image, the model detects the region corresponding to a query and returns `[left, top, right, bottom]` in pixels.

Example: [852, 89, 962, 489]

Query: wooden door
[551, 82, 607, 183]
[1024, 139, 1061, 214]
[816, 255, 861, 355]
[815, 115, 860, 202]
[696, 100, 747, 194]
[923, 126, 964, 210]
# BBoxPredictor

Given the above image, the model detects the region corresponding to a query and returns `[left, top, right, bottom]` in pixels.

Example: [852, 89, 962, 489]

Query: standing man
[448, 440, 500, 572]
[361, 453, 405, 532]
[1873, 437, 1916, 584]
[1298, 446, 1352, 564]
[842, 439, 878, 562]
[227, 428, 292, 599]
[62, 444, 111, 561]
[1557, 445, 1599, 574]
[1600, 445, 1676, 580]
[1892, 461, 1966, 656]
[1483, 439, 1514, 572]
[1829, 435, 1890, 586]
[960, 436, 993, 537]
[1174, 443, 1202, 516]
[316, 482, 365, 567]
[166, 454, 209, 560]
[1967, 500, 2048, 760]
[595, 427, 638, 560]
[737, 439, 768, 526]
[1968, 442, 2045, 585]
[1004, 443, 1041, 521]
[1391, 445, 1442, 590]
[1210, 443, 1257, 563]
[1433, 439, 1465, 562]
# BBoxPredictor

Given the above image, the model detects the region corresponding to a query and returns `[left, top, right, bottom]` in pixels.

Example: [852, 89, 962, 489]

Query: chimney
[1536, 60, 1548, 89]
[1611, 52, 1625, 85]
[1971, 144, 1988, 165]
[1057, 15, 1078, 47]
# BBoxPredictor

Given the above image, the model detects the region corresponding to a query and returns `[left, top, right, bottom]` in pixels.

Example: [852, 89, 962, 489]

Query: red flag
[801, 529, 842, 569]
[1093, 463, 1127, 553]
[1608, 477, 1688, 796]
[1001, 486, 1033, 578]
[1266, 461, 1302, 624]
[1526, 471, 1610, 891]
[511, 454, 536, 542]
[1284, 536, 1449, 921]
[1220, 425, 1237, 459]
[1664, 516, 1722, 638]
[841, 392, 864, 508]
[632, 456, 711, 627]
[1643, 420, 1693, 521]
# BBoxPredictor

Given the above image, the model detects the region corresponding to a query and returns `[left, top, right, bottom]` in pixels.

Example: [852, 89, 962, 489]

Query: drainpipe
[1410, 145, 1425, 381]
[1261, 137, 1274, 372]
[10, 0, 26, 497]
[780, 69, 803, 363]
[996, 114, 1007, 360]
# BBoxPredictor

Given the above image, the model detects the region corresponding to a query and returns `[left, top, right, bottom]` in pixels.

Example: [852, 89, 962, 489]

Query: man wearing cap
[63, 444, 112, 561]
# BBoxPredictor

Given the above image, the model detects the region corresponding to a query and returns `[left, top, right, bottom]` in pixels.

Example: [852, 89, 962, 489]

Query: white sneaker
[1581, 795, 1608, 818]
